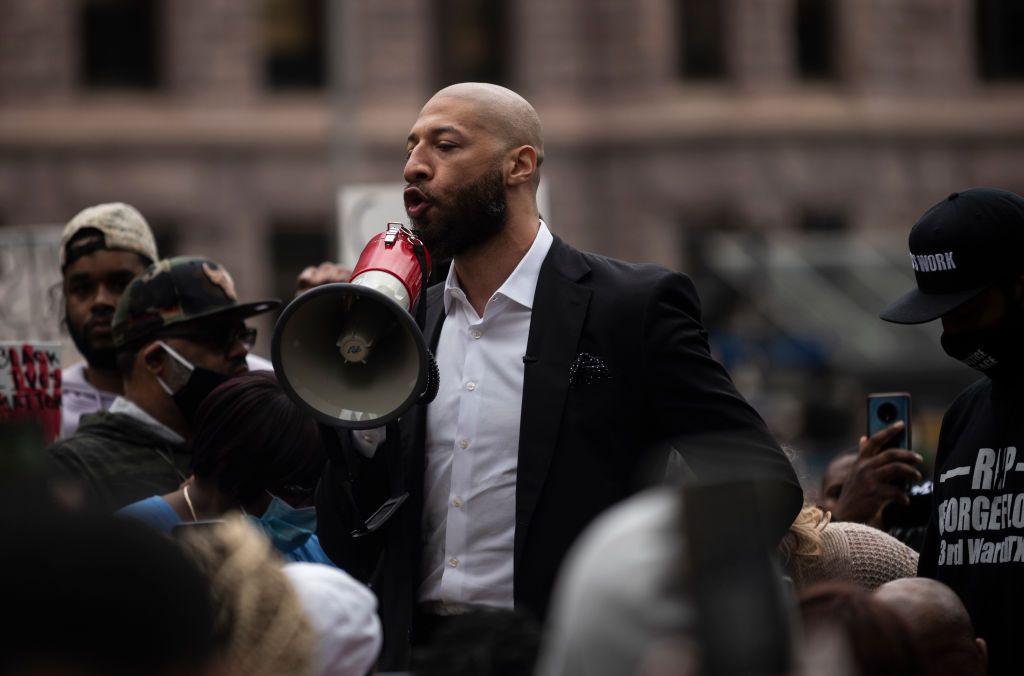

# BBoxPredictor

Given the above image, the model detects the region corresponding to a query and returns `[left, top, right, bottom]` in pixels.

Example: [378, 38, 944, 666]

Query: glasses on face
[159, 325, 257, 354]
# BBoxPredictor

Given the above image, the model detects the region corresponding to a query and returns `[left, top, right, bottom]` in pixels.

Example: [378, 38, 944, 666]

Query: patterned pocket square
[569, 352, 612, 388]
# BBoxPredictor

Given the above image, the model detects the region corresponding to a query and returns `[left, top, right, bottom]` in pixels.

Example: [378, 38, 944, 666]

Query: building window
[435, 0, 509, 87]
[976, 0, 1024, 80]
[269, 222, 330, 306]
[81, 0, 159, 89]
[678, 0, 726, 80]
[795, 0, 838, 81]
[264, 0, 326, 89]
[800, 210, 847, 233]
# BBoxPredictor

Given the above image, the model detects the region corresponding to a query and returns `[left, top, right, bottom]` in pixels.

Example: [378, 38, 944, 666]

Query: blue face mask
[247, 494, 317, 552]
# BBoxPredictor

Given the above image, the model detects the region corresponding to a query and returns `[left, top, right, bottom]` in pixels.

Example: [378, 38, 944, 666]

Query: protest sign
[0, 342, 62, 444]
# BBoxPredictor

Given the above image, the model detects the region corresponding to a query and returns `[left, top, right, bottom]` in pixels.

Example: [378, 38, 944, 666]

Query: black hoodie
[45, 411, 190, 512]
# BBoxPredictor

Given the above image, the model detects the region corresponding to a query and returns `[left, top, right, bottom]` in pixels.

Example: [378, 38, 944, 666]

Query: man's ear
[506, 145, 538, 187]
[976, 637, 988, 671]
[140, 341, 167, 376]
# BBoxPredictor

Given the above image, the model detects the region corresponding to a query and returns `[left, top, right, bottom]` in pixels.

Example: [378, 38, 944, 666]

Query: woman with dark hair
[119, 371, 333, 564]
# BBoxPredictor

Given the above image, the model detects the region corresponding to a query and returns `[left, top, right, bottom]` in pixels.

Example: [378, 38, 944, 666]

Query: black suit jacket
[316, 237, 801, 669]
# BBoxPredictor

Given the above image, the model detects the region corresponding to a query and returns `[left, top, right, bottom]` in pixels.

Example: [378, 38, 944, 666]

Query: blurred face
[940, 285, 1013, 335]
[403, 95, 509, 259]
[820, 453, 856, 514]
[64, 248, 148, 369]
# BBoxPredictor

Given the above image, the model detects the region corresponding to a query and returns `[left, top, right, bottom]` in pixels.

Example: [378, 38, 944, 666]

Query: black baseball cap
[880, 187, 1024, 325]
[112, 256, 280, 347]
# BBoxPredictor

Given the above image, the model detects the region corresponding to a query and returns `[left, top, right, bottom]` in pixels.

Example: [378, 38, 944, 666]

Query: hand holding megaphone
[272, 223, 439, 429]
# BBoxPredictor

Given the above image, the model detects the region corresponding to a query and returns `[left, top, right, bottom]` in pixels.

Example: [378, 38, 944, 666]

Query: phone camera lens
[877, 402, 898, 424]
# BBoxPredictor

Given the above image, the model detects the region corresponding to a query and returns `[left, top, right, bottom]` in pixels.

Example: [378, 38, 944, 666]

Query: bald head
[425, 83, 544, 167]
[874, 578, 986, 676]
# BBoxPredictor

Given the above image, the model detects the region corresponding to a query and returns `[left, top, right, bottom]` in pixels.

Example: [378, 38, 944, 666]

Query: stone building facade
[2, 1, 1023, 436]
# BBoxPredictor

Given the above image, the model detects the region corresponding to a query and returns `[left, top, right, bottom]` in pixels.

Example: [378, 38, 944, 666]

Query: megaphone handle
[318, 424, 370, 536]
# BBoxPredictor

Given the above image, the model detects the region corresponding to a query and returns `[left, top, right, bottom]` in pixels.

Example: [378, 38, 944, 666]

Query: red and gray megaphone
[272, 223, 439, 429]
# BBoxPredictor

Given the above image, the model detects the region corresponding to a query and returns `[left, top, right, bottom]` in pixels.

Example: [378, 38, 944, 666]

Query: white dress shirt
[418, 222, 554, 607]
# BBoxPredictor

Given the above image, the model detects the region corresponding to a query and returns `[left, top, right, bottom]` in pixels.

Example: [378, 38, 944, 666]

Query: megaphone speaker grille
[272, 283, 430, 429]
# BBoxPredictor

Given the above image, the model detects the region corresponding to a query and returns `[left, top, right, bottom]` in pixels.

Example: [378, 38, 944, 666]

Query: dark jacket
[45, 411, 190, 512]
[317, 237, 802, 669]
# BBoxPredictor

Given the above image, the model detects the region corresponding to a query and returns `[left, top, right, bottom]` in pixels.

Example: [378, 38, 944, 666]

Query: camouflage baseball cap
[112, 256, 281, 348]
[60, 202, 159, 269]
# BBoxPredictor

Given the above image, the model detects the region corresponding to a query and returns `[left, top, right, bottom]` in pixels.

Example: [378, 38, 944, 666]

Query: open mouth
[403, 186, 431, 219]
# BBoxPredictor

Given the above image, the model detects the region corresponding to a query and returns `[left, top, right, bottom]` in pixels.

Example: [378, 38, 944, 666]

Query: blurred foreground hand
[296, 262, 352, 295]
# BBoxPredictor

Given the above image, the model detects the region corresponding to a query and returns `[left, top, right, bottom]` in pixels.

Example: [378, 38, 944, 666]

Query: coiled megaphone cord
[421, 349, 440, 404]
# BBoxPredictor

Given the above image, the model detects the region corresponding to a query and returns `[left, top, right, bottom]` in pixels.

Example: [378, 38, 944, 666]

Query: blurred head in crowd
[403, 82, 544, 260]
[283, 562, 382, 676]
[61, 203, 157, 379]
[820, 453, 856, 514]
[184, 372, 324, 532]
[880, 188, 1024, 381]
[799, 582, 925, 676]
[413, 608, 541, 676]
[780, 504, 918, 591]
[112, 256, 279, 438]
[874, 577, 987, 676]
[0, 511, 221, 675]
[176, 517, 315, 676]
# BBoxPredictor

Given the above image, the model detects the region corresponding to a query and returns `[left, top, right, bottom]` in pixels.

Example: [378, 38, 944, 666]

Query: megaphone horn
[272, 223, 438, 429]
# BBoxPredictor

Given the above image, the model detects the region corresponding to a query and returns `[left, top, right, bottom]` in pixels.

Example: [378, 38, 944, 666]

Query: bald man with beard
[315, 83, 801, 670]
[874, 577, 988, 676]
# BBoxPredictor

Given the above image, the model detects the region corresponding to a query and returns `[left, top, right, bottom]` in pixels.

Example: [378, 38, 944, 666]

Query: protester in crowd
[283, 562, 382, 676]
[878, 187, 1024, 675]
[177, 516, 316, 676]
[58, 205, 274, 441]
[874, 577, 988, 676]
[798, 582, 925, 676]
[533, 487, 694, 676]
[819, 451, 857, 516]
[0, 510, 222, 675]
[59, 203, 158, 439]
[824, 424, 922, 527]
[45, 256, 279, 512]
[119, 372, 332, 564]
[314, 81, 801, 670]
[779, 504, 918, 590]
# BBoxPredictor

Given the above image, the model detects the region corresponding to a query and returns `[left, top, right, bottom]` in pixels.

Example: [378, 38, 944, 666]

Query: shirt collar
[109, 396, 185, 444]
[442, 221, 554, 315]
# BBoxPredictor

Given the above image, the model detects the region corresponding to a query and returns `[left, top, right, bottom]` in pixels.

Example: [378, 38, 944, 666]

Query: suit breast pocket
[562, 379, 621, 467]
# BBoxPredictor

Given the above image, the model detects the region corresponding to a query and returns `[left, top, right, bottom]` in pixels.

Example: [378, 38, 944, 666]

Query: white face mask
[152, 340, 231, 421]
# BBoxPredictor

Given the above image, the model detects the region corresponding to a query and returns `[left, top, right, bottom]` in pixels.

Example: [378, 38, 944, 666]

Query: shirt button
[466, 381, 476, 391]
[458, 439, 469, 449]
[448, 557, 459, 568]
[452, 497, 463, 508]
[471, 329, 482, 339]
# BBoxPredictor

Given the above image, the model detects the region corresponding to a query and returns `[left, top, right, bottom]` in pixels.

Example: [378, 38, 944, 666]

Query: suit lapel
[515, 238, 592, 573]
[424, 283, 445, 350]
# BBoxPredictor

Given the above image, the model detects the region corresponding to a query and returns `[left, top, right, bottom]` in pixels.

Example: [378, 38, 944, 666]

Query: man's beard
[66, 312, 117, 370]
[410, 168, 508, 260]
